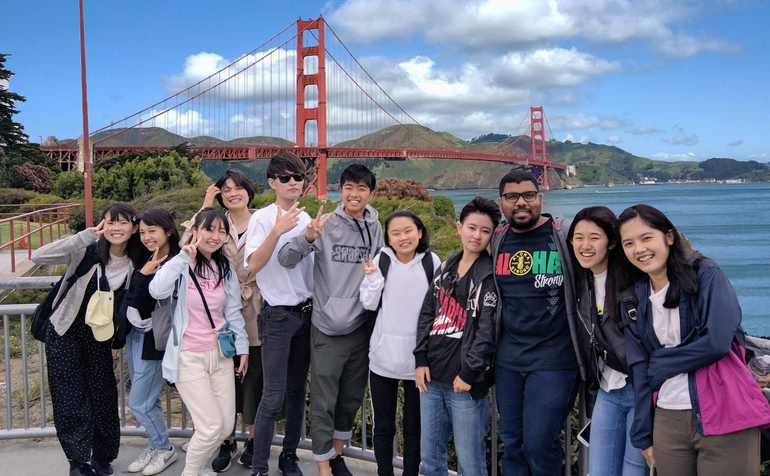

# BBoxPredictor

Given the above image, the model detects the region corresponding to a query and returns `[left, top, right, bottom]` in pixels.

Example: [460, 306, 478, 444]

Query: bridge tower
[530, 106, 549, 190]
[296, 17, 328, 199]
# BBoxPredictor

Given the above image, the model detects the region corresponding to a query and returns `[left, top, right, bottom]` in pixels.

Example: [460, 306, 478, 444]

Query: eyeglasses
[274, 173, 305, 184]
[502, 191, 538, 203]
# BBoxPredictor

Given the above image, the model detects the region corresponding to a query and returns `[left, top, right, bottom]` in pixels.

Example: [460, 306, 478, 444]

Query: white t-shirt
[650, 282, 692, 410]
[594, 270, 628, 392]
[243, 203, 314, 307]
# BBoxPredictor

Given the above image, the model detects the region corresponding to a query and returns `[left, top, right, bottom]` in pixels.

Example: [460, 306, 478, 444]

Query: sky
[3, 0, 769, 163]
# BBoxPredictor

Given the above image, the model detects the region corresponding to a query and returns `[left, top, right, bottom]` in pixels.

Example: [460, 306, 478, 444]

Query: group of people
[34, 153, 770, 476]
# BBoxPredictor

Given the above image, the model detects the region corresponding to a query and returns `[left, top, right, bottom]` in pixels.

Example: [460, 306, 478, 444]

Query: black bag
[31, 245, 97, 342]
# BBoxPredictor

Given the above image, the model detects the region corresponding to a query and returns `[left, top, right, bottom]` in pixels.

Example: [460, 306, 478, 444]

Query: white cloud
[326, 0, 740, 57]
[651, 151, 699, 161]
[564, 133, 575, 142]
[628, 126, 662, 135]
[660, 127, 699, 146]
[727, 139, 744, 146]
[138, 108, 213, 138]
[747, 153, 769, 160]
[606, 134, 622, 144]
[494, 48, 620, 88]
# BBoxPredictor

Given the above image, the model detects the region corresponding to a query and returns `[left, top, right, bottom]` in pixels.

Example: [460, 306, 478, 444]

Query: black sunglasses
[502, 191, 538, 203]
[274, 173, 305, 184]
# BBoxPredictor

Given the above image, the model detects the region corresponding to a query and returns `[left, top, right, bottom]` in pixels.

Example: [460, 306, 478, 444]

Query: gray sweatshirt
[278, 203, 384, 336]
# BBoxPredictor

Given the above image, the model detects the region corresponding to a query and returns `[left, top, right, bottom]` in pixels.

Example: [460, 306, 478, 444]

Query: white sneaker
[196, 468, 217, 476]
[142, 446, 178, 476]
[128, 448, 156, 473]
[182, 442, 189, 452]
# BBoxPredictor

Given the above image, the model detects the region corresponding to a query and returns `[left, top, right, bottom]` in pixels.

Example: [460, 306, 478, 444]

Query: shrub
[0, 188, 32, 206]
[374, 178, 433, 202]
[68, 198, 110, 232]
[53, 171, 85, 199]
[9, 163, 54, 193]
[432, 195, 456, 220]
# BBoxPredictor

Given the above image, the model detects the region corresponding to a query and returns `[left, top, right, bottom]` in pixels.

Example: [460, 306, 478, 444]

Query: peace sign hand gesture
[272, 202, 306, 236]
[305, 206, 333, 243]
[93, 219, 106, 238]
[361, 254, 379, 275]
[140, 248, 168, 276]
[182, 231, 202, 260]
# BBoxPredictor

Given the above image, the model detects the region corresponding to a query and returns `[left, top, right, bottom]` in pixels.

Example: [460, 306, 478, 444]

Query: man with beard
[490, 170, 585, 476]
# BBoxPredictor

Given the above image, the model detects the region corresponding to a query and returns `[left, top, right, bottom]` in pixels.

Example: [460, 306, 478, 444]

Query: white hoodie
[359, 247, 441, 380]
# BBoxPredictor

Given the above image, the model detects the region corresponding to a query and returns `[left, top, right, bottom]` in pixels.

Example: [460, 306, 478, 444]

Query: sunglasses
[274, 173, 305, 184]
[502, 191, 538, 203]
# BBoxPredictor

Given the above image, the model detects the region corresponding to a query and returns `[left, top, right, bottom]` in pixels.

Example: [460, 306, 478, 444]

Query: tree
[0, 54, 28, 147]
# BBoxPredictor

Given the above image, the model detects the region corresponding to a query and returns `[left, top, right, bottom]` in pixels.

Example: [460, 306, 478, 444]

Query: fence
[0, 204, 80, 273]
[0, 276, 583, 476]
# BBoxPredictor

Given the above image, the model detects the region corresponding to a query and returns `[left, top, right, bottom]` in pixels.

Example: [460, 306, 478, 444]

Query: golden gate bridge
[41, 16, 572, 198]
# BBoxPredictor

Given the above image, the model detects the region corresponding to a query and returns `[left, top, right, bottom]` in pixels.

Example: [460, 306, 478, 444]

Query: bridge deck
[0, 438, 380, 476]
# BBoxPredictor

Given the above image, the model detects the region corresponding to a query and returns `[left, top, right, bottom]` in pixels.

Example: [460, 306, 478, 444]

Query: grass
[0, 220, 67, 250]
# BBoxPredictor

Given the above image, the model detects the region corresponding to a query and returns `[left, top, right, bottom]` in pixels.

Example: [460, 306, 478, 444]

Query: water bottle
[747, 355, 770, 380]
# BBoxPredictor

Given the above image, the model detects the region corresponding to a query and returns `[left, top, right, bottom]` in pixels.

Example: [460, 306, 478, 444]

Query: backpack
[31, 245, 98, 342]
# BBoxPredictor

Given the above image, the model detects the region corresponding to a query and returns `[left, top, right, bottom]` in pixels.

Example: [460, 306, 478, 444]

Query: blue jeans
[589, 382, 648, 476]
[495, 367, 579, 476]
[420, 381, 490, 476]
[126, 329, 170, 450]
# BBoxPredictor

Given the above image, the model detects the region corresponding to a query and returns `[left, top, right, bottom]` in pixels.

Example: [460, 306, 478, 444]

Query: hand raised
[305, 206, 333, 243]
[201, 184, 221, 209]
[361, 254, 379, 275]
[272, 202, 305, 236]
[94, 219, 106, 237]
[140, 248, 168, 276]
[182, 231, 202, 259]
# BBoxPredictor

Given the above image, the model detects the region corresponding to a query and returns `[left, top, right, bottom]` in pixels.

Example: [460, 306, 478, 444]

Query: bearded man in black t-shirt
[490, 170, 585, 476]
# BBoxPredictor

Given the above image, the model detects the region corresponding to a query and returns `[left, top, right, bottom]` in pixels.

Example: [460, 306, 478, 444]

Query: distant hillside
[90, 127, 293, 147]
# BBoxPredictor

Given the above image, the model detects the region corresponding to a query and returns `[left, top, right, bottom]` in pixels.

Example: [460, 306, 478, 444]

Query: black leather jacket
[575, 269, 629, 417]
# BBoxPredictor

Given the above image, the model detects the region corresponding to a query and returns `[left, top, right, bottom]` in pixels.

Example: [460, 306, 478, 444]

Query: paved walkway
[0, 437, 380, 475]
[0, 249, 38, 277]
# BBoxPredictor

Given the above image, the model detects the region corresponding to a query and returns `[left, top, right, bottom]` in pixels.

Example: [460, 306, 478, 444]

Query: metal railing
[0, 277, 583, 476]
[0, 204, 80, 273]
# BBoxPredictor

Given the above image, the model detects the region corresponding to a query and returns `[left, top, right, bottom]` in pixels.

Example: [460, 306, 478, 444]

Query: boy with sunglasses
[244, 152, 315, 476]
[278, 163, 384, 476]
[414, 195, 501, 476]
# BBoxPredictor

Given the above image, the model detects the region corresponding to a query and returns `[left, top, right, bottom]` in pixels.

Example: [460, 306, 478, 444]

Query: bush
[68, 198, 110, 232]
[9, 163, 54, 193]
[0, 188, 32, 206]
[374, 178, 433, 202]
[432, 195, 456, 220]
[53, 171, 85, 199]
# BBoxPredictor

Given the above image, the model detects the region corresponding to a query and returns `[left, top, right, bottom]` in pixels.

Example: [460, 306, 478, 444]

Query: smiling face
[139, 221, 171, 254]
[387, 216, 423, 261]
[571, 219, 613, 275]
[456, 212, 494, 256]
[341, 180, 374, 219]
[219, 178, 250, 212]
[498, 181, 543, 231]
[103, 212, 138, 248]
[619, 216, 674, 285]
[194, 218, 228, 258]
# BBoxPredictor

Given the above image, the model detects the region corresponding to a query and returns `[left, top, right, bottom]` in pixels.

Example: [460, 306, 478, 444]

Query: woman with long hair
[32, 202, 145, 476]
[150, 208, 249, 476]
[616, 204, 770, 476]
[124, 208, 181, 475]
[567, 206, 647, 476]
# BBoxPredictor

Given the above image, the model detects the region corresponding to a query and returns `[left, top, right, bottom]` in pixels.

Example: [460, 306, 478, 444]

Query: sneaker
[238, 438, 254, 468]
[278, 449, 302, 476]
[211, 439, 238, 472]
[70, 463, 97, 476]
[197, 468, 217, 476]
[143, 446, 178, 475]
[128, 448, 156, 473]
[90, 458, 114, 476]
[329, 455, 353, 476]
[182, 441, 189, 452]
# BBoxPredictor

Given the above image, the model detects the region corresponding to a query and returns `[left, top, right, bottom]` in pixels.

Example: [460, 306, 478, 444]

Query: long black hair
[139, 208, 181, 258]
[384, 210, 430, 253]
[567, 206, 629, 323]
[191, 207, 231, 286]
[97, 202, 145, 268]
[615, 204, 699, 308]
[215, 168, 255, 209]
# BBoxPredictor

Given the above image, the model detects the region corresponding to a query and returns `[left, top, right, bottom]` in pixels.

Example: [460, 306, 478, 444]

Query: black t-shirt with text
[495, 218, 577, 371]
[427, 260, 469, 387]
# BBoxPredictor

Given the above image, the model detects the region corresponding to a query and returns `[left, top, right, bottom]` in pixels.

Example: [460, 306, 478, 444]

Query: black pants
[370, 370, 421, 476]
[46, 312, 120, 464]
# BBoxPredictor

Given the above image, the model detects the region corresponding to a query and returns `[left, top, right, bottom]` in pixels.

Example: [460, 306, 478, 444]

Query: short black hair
[215, 168, 255, 208]
[139, 208, 181, 257]
[340, 163, 376, 191]
[266, 152, 306, 180]
[499, 169, 539, 196]
[459, 195, 501, 229]
[384, 210, 430, 253]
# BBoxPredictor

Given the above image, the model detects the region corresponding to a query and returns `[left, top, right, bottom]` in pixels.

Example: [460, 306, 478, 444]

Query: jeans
[420, 381, 490, 476]
[251, 303, 311, 474]
[588, 382, 648, 476]
[126, 329, 170, 450]
[370, 371, 420, 476]
[495, 367, 579, 476]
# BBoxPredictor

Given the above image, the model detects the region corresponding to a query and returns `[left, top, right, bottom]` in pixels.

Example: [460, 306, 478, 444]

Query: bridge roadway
[0, 438, 381, 475]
